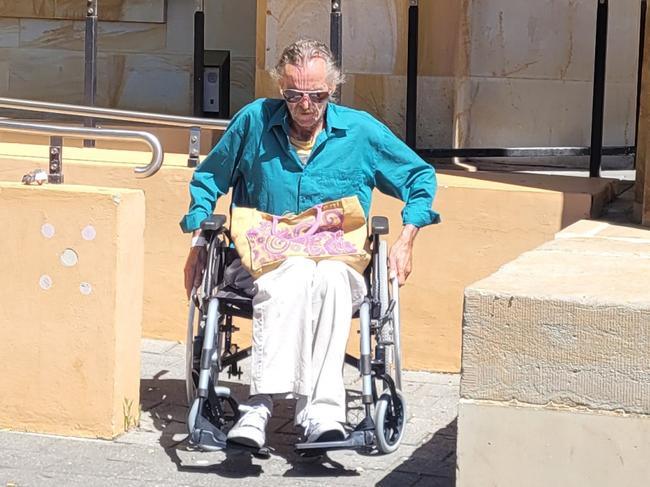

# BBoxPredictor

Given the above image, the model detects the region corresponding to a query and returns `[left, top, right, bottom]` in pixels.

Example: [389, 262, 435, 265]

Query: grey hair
[271, 38, 345, 90]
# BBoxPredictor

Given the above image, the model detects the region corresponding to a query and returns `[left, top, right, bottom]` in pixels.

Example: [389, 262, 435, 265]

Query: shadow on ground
[376, 418, 457, 487]
[140, 375, 363, 480]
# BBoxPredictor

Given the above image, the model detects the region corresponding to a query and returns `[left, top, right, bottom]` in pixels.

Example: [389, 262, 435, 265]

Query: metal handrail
[0, 97, 230, 130]
[0, 119, 163, 178]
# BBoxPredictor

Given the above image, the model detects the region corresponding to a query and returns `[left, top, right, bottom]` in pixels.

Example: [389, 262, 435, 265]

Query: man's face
[280, 58, 333, 130]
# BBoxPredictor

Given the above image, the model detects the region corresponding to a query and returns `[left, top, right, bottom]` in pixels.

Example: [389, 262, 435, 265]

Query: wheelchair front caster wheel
[374, 389, 406, 454]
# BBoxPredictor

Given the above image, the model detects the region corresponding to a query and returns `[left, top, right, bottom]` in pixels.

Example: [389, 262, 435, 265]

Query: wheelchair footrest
[189, 415, 228, 451]
[294, 430, 373, 454]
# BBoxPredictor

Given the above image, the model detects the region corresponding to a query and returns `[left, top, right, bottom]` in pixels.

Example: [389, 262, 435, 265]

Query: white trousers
[249, 257, 366, 426]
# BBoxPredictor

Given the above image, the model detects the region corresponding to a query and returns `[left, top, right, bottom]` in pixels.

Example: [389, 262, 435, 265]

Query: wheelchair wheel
[185, 234, 222, 406]
[374, 389, 407, 454]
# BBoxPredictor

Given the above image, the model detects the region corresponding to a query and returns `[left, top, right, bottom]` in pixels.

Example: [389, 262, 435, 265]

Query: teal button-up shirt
[180, 98, 440, 232]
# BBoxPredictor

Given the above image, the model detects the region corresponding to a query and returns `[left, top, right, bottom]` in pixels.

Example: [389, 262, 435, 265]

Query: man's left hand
[388, 224, 419, 286]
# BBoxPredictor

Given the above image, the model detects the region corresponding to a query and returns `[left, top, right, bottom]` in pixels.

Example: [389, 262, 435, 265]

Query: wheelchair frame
[185, 214, 406, 456]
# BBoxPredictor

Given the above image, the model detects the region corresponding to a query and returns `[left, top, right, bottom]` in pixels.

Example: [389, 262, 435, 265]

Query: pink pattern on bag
[245, 204, 358, 267]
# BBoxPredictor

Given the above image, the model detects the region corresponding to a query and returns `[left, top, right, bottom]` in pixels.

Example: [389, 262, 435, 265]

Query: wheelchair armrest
[200, 214, 227, 232]
[371, 216, 389, 235]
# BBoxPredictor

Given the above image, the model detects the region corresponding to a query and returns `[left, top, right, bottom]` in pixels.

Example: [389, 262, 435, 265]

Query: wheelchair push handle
[200, 214, 227, 233]
[371, 216, 389, 235]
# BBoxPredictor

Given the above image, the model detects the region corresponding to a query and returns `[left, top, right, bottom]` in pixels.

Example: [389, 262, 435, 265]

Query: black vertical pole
[406, 0, 418, 149]
[193, 9, 205, 117]
[83, 0, 98, 148]
[590, 0, 609, 177]
[330, 0, 342, 101]
[635, 0, 647, 167]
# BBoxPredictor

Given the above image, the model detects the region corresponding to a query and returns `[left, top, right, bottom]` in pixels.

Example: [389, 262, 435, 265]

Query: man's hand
[184, 242, 207, 299]
[388, 224, 419, 286]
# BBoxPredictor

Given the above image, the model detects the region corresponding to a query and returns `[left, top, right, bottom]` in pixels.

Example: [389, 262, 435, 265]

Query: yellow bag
[230, 196, 371, 279]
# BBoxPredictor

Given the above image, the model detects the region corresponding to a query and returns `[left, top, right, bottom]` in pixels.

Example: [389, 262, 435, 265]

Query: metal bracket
[188, 126, 201, 167]
[48, 136, 63, 184]
[87, 0, 98, 15]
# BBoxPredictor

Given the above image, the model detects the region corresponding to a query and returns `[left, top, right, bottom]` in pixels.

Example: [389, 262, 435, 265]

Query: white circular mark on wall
[39, 274, 53, 290]
[60, 248, 79, 267]
[82, 225, 96, 241]
[41, 223, 55, 239]
[79, 282, 93, 295]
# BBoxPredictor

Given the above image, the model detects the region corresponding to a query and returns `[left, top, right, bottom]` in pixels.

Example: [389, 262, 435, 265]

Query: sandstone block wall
[256, 0, 640, 162]
[458, 220, 650, 486]
[0, 0, 257, 116]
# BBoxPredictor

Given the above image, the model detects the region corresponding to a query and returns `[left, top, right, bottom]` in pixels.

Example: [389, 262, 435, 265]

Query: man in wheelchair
[181, 39, 439, 454]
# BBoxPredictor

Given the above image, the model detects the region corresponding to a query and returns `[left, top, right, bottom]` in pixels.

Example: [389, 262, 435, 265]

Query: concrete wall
[457, 220, 650, 485]
[0, 143, 615, 372]
[0, 182, 144, 438]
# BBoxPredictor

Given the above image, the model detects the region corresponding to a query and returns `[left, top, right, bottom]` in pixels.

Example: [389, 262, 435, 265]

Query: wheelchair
[185, 213, 406, 456]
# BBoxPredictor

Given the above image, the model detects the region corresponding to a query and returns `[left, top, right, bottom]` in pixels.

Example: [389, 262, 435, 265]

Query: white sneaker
[304, 418, 346, 443]
[227, 396, 272, 449]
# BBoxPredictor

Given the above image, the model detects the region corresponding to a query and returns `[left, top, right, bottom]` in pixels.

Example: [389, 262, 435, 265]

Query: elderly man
[181, 39, 439, 449]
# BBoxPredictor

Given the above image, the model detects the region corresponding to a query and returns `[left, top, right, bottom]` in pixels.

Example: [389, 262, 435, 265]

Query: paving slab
[0, 339, 459, 487]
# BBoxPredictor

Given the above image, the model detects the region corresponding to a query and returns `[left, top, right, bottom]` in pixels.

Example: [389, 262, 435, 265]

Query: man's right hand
[184, 245, 208, 299]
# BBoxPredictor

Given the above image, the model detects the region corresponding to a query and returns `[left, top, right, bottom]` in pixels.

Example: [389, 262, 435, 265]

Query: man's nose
[298, 96, 310, 109]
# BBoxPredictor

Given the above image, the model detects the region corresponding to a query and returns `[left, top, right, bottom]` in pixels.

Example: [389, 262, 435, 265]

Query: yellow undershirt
[289, 135, 316, 165]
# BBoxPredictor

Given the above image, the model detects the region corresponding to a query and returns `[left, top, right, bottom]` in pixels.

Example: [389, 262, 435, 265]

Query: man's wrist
[399, 224, 419, 244]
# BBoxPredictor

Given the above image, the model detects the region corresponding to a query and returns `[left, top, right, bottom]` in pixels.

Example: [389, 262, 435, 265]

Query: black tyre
[374, 389, 407, 454]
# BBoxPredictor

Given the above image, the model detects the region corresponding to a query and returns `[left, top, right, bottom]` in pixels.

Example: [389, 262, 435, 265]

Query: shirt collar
[324, 102, 349, 134]
[267, 100, 349, 135]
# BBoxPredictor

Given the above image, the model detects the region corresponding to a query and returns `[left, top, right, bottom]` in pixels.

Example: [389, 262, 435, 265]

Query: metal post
[590, 0, 609, 177]
[193, 9, 205, 118]
[330, 0, 342, 101]
[84, 0, 98, 148]
[190, 3, 205, 167]
[635, 0, 647, 167]
[49, 136, 63, 184]
[406, 0, 419, 149]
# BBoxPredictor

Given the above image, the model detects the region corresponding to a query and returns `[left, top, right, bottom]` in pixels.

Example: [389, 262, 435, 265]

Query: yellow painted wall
[0, 182, 144, 438]
[0, 143, 614, 372]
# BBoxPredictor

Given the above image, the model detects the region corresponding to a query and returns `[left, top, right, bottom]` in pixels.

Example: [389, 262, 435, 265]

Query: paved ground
[0, 339, 460, 487]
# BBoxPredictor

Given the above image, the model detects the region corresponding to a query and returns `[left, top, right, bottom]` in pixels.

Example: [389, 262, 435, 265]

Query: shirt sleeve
[179, 111, 248, 233]
[374, 124, 441, 228]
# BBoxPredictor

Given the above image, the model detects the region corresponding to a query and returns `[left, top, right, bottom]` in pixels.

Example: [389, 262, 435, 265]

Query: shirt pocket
[312, 166, 366, 202]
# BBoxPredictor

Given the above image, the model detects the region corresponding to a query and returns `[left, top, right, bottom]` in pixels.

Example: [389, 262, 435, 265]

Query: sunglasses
[281, 89, 330, 104]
